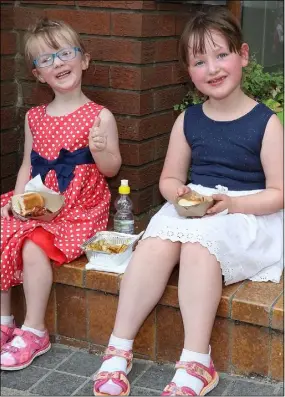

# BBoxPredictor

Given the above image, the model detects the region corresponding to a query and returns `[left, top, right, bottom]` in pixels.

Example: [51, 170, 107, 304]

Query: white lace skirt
[142, 184, 284, 285]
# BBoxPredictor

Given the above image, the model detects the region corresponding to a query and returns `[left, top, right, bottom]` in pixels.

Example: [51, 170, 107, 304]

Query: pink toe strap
[94, 371, 129, 394]
[175, 360, 214, 388]
[162, 382, 196, 396]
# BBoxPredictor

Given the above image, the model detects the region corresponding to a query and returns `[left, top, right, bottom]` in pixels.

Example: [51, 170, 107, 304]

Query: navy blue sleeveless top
[184, 103, 274, 191]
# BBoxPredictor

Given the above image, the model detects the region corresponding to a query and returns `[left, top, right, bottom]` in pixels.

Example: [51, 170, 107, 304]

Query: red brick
[153, 184, 164, 206]
[142, 14, 176, 37]
[116, 111, 174, 141]
[82, 63, 109, 87]
[1, 130, 20, 155]
[1, 58, 15, 81]
[77, 1, 156, 10]
[111, 13, 142, 37]
[15, 57, 34, 81]
[110, 65, 141, 90]
[1, 152, 18, 178]
[109, 160, 164, 190]
[157, 2, 192, 12]
[154, 134, 169, 160]
[17, 106, 29, 129]
[131, 186, 156, 214]
[154, 39, 179, 62]
[1, 175, 17, 194]
[120, 140, 155, 166]
[141, 39, 179, 63]
[82, 37, 142, 64]
[85, 88, 153, 116]
[176, 14, 191, 36]
[154, 85, 187, 112]
[1, 107, 17, 130]
[134, 211, 155, 233]
[1, 82, 18, 106]
[0, 31, 17, 55]
[21, 82, 54, 106]
[172, 62, 189, 84]
[20, 1, 74, 4]
[14, 7, 45, 30]
[1, 6, 14, 30]
[110, 185, 155, 215]
[110, 64, 177, 90]
[141, 64, 173, 89]
[46, 9, 111, 35]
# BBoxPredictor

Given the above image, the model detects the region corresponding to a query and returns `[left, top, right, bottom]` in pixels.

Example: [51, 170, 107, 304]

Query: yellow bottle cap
[119, 179, 130, 194]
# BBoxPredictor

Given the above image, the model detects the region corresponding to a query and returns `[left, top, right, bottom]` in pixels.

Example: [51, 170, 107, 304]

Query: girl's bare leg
[164, 242, 222, 395]
[113, 238, 181, 339]
[179, 242, 222, 353]
[97, 238, 181, 395]
[22, 240, 53, 331]
[1, 290, 11, 316]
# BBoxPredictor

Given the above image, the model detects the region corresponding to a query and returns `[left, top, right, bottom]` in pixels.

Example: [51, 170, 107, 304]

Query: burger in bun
[12, 192, 46, 217]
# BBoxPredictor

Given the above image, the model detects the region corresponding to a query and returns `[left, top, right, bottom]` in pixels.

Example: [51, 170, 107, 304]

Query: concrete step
[11, 256, 284, 381]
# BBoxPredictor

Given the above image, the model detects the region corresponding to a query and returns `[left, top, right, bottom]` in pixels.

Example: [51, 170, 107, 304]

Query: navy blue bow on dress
[31, 147, 95, 193]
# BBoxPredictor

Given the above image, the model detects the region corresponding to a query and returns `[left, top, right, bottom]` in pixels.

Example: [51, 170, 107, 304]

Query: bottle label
[114, 219, 134, 234]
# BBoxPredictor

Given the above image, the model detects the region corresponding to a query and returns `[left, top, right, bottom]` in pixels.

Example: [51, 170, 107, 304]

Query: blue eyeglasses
[33, 47, 82, 68]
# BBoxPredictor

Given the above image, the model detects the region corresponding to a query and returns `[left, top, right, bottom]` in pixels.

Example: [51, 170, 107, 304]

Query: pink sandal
[161, 360, 219, 396]
[1, 323, 15, 350]
[93, 346, 133, 396]
[1, 328, 51, 370]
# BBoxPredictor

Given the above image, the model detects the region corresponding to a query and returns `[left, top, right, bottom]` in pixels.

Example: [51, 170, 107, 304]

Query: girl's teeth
[210, 77, 225, 83]
[57, 72, 69, 78]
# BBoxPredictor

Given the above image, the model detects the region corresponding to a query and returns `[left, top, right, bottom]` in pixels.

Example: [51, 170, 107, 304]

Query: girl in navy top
[93, 7, 283, 397]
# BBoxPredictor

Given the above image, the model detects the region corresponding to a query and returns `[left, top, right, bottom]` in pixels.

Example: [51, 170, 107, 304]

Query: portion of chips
[85, 239, 129, 254]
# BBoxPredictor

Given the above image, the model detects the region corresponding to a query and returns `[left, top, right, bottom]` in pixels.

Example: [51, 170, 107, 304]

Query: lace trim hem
[141, 229, 282, 285]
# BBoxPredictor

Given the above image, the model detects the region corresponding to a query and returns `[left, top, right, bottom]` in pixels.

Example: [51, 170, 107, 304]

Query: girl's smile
[207, 75, 227, 86]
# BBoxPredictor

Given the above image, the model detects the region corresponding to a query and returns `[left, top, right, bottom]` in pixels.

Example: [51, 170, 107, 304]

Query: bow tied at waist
[31, 147, 95, 193]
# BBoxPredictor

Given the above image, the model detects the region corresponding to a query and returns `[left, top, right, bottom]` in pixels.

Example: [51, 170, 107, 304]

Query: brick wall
[1, 1, 19, 194]
[0, 0, 194, 230]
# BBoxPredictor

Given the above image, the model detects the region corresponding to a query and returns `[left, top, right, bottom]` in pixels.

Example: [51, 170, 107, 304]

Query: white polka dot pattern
[1, 102, 111, 291]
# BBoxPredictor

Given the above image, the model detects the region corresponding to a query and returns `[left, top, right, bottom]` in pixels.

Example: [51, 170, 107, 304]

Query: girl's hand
[1, 202, 12, 219]
[11, 209, 28, 222]
[207, 194, 233, 215]
[89, 117, 107, 152]
[177, 185, 191, 198]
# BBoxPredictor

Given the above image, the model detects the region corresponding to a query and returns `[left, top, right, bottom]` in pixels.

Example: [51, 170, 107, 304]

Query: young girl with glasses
[0, 18, 121, 370]
[93, 7, 283, 397]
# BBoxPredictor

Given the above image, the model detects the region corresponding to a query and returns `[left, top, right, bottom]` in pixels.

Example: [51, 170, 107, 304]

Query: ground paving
[1, 344, 283, 396]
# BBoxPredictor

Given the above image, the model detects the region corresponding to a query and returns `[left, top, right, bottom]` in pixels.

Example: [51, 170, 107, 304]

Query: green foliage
[174, 56, 284, 119]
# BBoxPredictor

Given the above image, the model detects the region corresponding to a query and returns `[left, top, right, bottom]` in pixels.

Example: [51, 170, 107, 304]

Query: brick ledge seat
[11, 256, 283, 381]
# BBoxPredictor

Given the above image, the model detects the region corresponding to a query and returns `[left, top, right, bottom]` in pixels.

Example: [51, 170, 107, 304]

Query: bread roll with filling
[178, 198, 201, 207]
[12, 192, 45, 216]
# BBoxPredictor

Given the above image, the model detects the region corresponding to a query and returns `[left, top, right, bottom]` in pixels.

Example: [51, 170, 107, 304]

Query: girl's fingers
[177, 186, 189, 196]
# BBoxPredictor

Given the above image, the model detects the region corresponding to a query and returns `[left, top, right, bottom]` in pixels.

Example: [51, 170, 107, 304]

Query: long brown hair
[178, 6, 243, 70]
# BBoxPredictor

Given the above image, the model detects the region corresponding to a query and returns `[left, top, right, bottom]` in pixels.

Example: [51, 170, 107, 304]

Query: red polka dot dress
[1, 102, 111, 291]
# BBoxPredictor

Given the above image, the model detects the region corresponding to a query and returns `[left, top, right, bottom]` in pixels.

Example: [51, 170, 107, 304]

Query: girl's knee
[136, 237, 181, 256]
[22, 239, 48, 264]
[22, 239, 37, 257]
[180, 242, 214, 263]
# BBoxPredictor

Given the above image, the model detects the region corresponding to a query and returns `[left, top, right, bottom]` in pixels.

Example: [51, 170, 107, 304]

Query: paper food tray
[11, 191, 65, 222]
[174, 190, 214, 218]
[81, 231, 144, 267]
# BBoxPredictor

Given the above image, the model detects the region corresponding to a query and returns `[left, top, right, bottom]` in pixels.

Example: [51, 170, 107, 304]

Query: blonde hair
[24, 17, 87, 67]
[178, 6, 243, 70]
